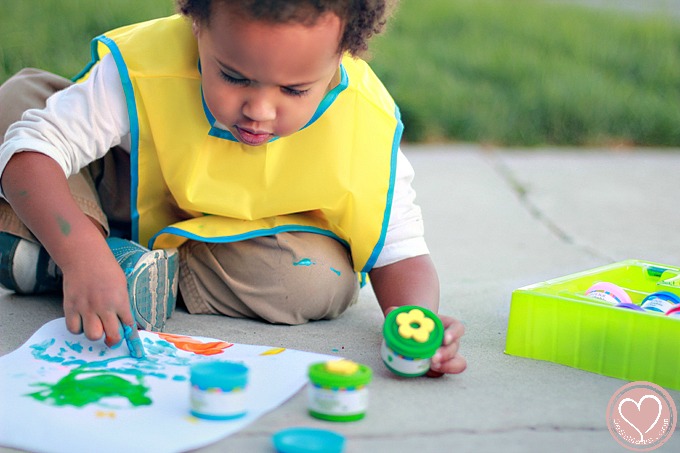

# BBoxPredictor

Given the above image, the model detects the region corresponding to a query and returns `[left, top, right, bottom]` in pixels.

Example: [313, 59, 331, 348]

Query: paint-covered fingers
[113, 300, 136, 349]
[64, 303, 127, 349]
[101, 315, 125, 348]
[60, 263, 130, 347]
[429, 314, 466, 376]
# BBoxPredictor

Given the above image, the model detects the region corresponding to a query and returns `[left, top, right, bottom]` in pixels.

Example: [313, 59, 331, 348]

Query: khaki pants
[0, 69, 359, 325]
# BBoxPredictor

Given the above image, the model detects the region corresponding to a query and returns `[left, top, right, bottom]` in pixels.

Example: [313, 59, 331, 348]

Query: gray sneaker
[106, 237, 179, 332]
[0, 232, 61, 294]
[0, 233, 178, 332]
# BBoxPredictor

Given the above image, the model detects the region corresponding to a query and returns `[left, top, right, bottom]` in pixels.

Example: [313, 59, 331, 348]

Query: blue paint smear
[84, 356, 130, 369]
[146, 372, 167, 379]
[30, 339, 65, 363]
[330, 267, 341, 276]
[122, 324, 145, 358]
[293, 258, 315, 266]
[29, 335, 195, 384]
[65, 341, 83, 353]
[61, 359, 87, 367]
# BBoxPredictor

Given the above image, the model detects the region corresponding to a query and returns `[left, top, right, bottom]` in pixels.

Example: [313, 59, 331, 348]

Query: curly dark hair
[176, 0, 396, 56]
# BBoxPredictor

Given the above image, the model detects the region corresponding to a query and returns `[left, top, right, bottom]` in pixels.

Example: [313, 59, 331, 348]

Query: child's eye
[220, 71, 250, 86]
[282, 86, 310, 97]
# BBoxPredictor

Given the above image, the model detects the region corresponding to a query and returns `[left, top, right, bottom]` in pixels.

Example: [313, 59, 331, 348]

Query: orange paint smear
[157, 333, 233, 356]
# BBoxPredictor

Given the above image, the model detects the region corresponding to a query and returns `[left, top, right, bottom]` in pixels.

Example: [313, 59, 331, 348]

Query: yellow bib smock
[76, 15, 403, 274]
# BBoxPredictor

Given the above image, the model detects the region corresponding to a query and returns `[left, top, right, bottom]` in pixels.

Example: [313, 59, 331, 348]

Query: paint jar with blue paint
[190, 361, 248, 420]
[381, 306, 444, 377]
[640, 291, 680, 314]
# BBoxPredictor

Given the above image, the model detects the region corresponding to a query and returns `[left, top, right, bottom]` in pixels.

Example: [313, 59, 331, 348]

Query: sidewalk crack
[485, 151, 613, 262]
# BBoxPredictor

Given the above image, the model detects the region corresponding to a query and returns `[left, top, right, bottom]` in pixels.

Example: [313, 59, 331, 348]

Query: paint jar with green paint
[381, 305, 444, 377]
[190, 361, 248, 420]
[307, 359, 372, 422]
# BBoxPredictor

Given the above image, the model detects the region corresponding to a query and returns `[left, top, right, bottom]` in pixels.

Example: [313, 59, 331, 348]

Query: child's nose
[242, 92, 276, 123]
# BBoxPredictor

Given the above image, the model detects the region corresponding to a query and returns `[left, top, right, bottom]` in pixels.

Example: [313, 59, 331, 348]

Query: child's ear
[191, 20, 201, 38]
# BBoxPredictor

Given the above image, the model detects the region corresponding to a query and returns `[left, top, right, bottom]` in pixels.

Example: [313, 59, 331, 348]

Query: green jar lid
[308, 360, 372, 388]
[383, 306, 444, 359]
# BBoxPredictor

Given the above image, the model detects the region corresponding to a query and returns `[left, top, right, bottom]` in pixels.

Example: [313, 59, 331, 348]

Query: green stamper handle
[381, 306, 444, 377]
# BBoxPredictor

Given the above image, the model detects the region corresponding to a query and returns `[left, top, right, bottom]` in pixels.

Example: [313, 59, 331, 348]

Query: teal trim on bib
[362, 104, 403, 273]
[202, 64, 349, 142]
[148, 223, 350, 250]
[91, 35, 142, 243]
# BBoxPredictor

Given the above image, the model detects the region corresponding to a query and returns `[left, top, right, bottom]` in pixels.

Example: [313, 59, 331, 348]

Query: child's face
[194, 4, 344, 146]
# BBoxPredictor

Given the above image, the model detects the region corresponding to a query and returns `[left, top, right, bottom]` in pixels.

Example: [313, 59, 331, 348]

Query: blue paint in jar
[190, 361, 248, 420]
[641, 291, 680, 314]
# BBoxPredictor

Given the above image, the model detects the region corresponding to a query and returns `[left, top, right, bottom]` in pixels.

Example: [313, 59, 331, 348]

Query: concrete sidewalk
[1, 144, 679, 452]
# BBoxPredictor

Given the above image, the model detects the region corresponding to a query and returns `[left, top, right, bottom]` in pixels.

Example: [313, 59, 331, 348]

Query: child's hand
[427, 314, 466, 377]
[61, 244, 133, 349]
[1, 152, 135, 350]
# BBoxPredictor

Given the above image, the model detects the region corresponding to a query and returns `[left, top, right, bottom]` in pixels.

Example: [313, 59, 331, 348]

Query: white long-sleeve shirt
[0, 55, 429, 267]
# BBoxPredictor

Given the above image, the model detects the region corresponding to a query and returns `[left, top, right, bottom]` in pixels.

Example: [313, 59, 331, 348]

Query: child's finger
[64, 308, 83, 335]
[81, 312, 105, 342]
[440, 354, 467, 374]
[102, 313, 124, 348]
[441, 317, 465, 344]
[431, 353, 467, 375]
[432, 340, 461, 365]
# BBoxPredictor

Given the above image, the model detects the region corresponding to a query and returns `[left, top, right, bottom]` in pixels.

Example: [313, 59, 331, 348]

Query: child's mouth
[235, 126, 272, 146]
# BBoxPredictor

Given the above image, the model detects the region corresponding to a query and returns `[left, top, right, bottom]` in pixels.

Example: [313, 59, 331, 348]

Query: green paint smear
[56, 215, 71, 236]
[26, 368, 152, 408]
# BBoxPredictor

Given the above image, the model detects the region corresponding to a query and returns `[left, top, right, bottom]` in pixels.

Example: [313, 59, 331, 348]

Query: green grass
[1, 0, 679, 146]
[370, 0, 680, 145]
[0, 1, 176, 80]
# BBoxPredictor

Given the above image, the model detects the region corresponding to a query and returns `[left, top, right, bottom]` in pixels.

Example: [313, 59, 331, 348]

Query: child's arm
[369, 254, 467, 376]
[2, 151, 133, 347]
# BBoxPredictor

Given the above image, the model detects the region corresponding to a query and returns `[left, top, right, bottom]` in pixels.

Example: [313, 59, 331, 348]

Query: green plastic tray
[505, 260, 680, 390]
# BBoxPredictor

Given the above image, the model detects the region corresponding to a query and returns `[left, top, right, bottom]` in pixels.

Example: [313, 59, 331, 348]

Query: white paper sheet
[0, 318, 334, 453]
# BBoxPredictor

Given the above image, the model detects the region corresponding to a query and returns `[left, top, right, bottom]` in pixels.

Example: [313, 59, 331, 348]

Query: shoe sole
[127, 248, 179, 332]
[0, 233, 22, 292]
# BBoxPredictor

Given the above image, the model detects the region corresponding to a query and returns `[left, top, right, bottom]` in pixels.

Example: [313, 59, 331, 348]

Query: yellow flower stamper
[325, 359, 360, 375]
[396, 308, 435, 343]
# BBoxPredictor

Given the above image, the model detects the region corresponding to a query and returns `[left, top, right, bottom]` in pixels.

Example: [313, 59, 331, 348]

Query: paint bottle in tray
[381, 305, 444, 377]
[584, 282, 632, 305]
[307, 359, 372, 421]
[666, 304, 680, 318]
[658, 270, 680, 288]
[190, 361, 248, 420]
[640, 291, 680, 314]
